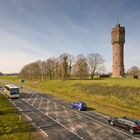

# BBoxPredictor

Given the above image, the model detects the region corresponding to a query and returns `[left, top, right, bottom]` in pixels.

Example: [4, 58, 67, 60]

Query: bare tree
[127, 66, 140, 76]
[86, 53, 105, 79]
[20, 60, 43, 80]
[46, 58, 56, 80]
[59, 53, 74, 80]
[54, 60, 61, 79]
[73, 54, 89, 79]
[40, 61, 48, 80]
[20, 53, 105, 81]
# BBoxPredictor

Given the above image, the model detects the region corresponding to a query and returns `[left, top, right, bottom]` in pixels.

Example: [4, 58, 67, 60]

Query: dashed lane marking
[31, 94, 140, 140]
[30, 94, 38, 106]
[17, 107, 23, 112]
[21, 98, 86, 140]
[21, 93, 140, 140]
[38, 97, 44, 110]
[25, 114, 32, 121]
[63, 106, 77, 134]
[40, 129, 48, 137]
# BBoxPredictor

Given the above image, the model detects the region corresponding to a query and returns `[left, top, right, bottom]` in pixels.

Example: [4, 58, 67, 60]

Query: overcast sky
[0, 0, 140, 73]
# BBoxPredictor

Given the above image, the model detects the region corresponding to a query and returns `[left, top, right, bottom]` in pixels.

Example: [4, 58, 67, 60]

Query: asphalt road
[8, 90, 140, 140]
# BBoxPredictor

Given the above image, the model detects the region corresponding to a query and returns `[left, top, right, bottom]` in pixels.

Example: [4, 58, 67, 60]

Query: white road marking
[81, 122, 97, 140]
[9, 98, 49, 138]
[9, 99, 32, 122]
[38, 97, 44, 110]
[27, 93, 34, 102]
[63, 106, 77, 134]
[74, 114, 97, 139]
[21, 98, 86, 140]
[31, 95, 38, 106]
[54, 102, 60, 122]
[36, 94, 140, 140]
[17, 107, 23, 112]
[25, 114, 32, 121]
[19, 93, 140, 140]
[21, 93, 29, 99]
[3, 84, 139, 139]
[10, 100, 16, 106]
[40, 129, 48, 137]
[45, 100, 50, 116]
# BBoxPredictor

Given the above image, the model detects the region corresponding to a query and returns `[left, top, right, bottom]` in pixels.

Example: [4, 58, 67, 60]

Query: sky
[0, 0, 140, 73]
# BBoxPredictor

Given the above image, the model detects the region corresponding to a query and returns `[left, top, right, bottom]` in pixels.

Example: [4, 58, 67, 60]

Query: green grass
[0, 94, 31, 140]
[0, 76, 140, 120]
[0, 76, 19, 82]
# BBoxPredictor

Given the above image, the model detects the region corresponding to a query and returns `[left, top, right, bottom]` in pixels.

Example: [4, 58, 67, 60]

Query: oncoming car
[108, 116, 140, 134]
[71, 101, 87, 111]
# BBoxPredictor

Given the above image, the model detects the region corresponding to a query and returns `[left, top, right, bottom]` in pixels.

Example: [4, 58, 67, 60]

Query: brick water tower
[111, 24, 125, 77]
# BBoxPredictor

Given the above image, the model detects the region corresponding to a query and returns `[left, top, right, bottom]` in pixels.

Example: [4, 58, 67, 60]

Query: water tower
[111, 24, 125, 77]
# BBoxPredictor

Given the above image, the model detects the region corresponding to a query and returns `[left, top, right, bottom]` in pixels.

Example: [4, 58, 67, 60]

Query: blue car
[71, 101, 87, 111]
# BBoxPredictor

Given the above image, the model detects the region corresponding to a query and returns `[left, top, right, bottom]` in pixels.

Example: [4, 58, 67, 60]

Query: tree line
[126, 66, 140, 76]
[20, 53, 105, 80]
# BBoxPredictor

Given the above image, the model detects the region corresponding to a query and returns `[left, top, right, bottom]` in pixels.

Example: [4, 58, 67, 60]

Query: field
[0, 94, 31, 140]
[0, 76, 140, 120]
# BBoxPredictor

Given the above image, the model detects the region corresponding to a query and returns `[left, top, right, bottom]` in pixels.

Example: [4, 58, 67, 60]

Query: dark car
[108, 116, 140, 134]
[71, 101, 87, 111]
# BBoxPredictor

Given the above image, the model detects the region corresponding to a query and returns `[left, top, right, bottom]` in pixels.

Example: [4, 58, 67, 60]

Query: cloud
[0, 0, 140, 73]
[0, 28, 53, 73]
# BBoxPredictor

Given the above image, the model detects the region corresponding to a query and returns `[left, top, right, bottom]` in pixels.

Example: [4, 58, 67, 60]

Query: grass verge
[0, 76, 140, 120]
[0, 94, 31, 140]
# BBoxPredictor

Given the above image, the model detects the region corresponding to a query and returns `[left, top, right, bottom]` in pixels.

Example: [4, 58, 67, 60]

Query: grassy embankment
[0, 76, 140, 120]
[0, 94, 31, 140]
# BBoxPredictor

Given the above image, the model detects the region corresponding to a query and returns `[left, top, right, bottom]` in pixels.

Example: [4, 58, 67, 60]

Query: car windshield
[136, 121, 140, 126]
[10, 88, 19, 94]
[124, 117, 140, 126]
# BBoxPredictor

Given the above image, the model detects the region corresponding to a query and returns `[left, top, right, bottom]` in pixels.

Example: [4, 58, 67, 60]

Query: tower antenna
[117, 15, 119, 25]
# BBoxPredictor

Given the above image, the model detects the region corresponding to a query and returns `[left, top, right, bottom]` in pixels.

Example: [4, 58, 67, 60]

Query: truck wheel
[110, 121, 114, 126]
[129, 129, 134, 134]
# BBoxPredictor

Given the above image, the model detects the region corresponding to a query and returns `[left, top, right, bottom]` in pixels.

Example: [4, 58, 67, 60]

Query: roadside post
[19, 115, 21, 121]
[19, 79, 25, 91]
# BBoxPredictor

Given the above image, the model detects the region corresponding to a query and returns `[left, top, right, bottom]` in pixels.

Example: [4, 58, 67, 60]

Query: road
[9, 90, 140, 140]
